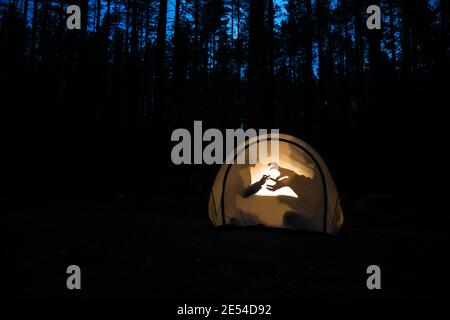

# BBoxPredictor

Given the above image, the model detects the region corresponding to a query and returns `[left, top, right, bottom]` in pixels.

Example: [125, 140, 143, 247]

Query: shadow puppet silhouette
[244, 163, 322, 231]
[244, 175, 270, 198]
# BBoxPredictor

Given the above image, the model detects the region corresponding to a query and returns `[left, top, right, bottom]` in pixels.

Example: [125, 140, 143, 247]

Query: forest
[0, 0, 448, 211]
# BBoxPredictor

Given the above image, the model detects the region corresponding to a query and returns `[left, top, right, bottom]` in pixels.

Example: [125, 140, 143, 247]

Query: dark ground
[2, 194, 447, 302]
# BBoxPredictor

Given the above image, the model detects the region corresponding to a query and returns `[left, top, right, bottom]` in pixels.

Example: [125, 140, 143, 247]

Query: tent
[208, 133, 344, 235]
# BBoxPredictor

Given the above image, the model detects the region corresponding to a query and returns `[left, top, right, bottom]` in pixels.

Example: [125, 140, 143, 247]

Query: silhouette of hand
[266, 167, 297, 192]
[258, 175, 270, 185]
[244, 175, 270, 198]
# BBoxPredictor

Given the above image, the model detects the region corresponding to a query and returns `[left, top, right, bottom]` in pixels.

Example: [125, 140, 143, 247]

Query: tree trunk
[236, 1, 241, 82]
[79, 0, 89, 68]
[173, 0, 183, 78]
[389, 0, 397, 68]
[303, 0, 313, 135]
[230, 0, 234, 76]
[130, 0, 138, 66]
[353, 0, 364, 120]
[401, 0, 412, 76]
[172, 0, 183, 123]
[193, 0, 200, 79]
[265, 0, 275, 126]
[266, 0, 275, 83]
[96, 0, 101, 33]
[23, 0, 28, 24]
[30, 0, 38, 68]
[156, 0, 168, 81]
[440, 0, 448, 70]
[247, 0, 265, 128]
[154, 0, 168, 123]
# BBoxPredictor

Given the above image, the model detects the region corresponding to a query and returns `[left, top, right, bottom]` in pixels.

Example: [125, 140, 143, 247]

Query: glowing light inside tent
[250, 162, 299, 198]
[246, 141, 317, 199]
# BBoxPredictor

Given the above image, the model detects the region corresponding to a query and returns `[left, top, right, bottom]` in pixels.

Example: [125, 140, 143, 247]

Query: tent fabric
[208, 133, 344, 235]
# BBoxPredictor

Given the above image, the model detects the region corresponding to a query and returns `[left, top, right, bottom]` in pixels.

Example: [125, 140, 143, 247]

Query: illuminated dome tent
[208, 133, 344, 235]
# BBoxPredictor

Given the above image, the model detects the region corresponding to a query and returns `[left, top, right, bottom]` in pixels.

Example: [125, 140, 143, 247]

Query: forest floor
[1, 195, 446, 301]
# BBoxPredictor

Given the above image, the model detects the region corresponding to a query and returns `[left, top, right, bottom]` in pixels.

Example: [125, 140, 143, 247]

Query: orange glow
[248, 143, 315, 198]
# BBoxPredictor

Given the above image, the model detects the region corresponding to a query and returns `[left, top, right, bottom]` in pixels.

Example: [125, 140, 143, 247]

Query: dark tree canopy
[0, 0, 448, 203]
